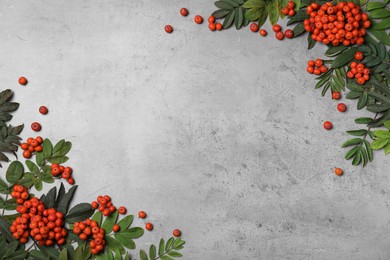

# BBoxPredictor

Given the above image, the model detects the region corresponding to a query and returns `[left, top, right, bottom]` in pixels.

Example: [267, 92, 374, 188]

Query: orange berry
[145, 223, 153, 231]
[334, 168, 343, 176]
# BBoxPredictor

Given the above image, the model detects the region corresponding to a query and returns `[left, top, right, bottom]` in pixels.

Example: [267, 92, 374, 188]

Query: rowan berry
[272, 24, 281, 32]
[288, 9, 295, 16]
[250, 23, 259, 32]
[31, 122, 41, 132]
[306, 66, 314, 74]
[323, 121, 333, 130]
[337, 103, 347, 112]
[194, 15, 203, 24]
[39, 106, 48, 115]
[118, 206, 127, 215]
[209, 23, 216, 31]
[287, 1, 295, 9]
[112, 224, 120, 232]
[354, 51, 363, 60]
[275, 31, 284, 40]
[164, 25, 173, 33]
[334, 168, 343, 176]
[259, 29, 267, 36]
[23, 150, 31, 159]
[315, 59, 323, 67]
[208, 16, 215, 24]
[138, 211, 147, 219]
[282, 7, 290, 15]
[173, 229, 181, 237]
[332, 92, 341, 100]
[180, 8, 188, 16]
[18, 77, 28, 85]
[285, 29, 294, 38]
[216, 23, 223, 31]
[145, 223, 153, 231]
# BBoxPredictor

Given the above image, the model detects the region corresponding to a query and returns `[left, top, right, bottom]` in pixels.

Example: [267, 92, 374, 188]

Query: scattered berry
[173, 229, 181, 237]
[260, 29, 267, 36]
[208, 16, 215, 24]
[334, 168, 343, 176]
[323, 121, 333, 130]
[272, 24, 281, 32]
[285, 29, 294, 38]
[250, 23, 259, 32]
[138, 211, 147, 219]
[332, 92, 341, 100]
[165, 25, 173, 33]
[112, 224, 120, 232]
[118, 206, 127, 215]
[39, 106, 48, 115]
[275, 31, 284, 40]
[180, 8, 189, 16]
[31, 122, 41, 132]
[354, 51, 364, 61]
[145, 223, 153, 231]
[337, 103, 347, 112]
[18, 77, 28, 85]
[194, 15, 203, 24]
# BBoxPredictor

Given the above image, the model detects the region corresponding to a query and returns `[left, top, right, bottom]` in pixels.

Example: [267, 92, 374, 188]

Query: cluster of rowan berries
[347, 61, 370, 84]
[10, 188, 67, 246]
[50, 164, 75, 185]
[11, 184, 29, 205]
[304, 1, 370, 46]
[91, 195, 127, 217]
[73, 219, 106, 255]
[282, 1, 296, 17]
[306, 58, 328, 75]
[272, 24, 294, 40]
[20, 136, 43, 159]
[207, 15, 223, 31]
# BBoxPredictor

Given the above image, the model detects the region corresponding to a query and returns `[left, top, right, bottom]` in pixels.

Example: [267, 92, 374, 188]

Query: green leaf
[244, 8, 262, 20]
[123, 227, 144, 239]
[159, 238, 165, 256]
[0, 178, 9, 194]
[160, 256, 174, 260]
[292, 23, 305, 38]
[357, 91, 368, 109]
[114, 232, 136, 249]
[47, 156, 69, 164]
[42, 139, 53, 159]
[59, 248, 68, 260]
[140, 250, 148, 260]
[6, 161, 24, 184]
[384, 143, 390, 155]
[307, 33, 316, 50]
[345, 146, 359, 160]
[33, 178, 43, 191]
[355, 117, 374, 124]
[91, 211, 103, 226]
[168, 251, 183, 257]
[266, 0, 279, 25]
[372, 17, 390, 30]
[166, 237, 174, 251]
[105, 235, 125, 254]
[371, 139, 389, 150]
[25, 160, 39, 174]
[234, 6, 244, 29]
[29, 250, 48, 260]
[102, 210, 119, 233]
[331, 47, 357, 68]
[243, 0, 265, 8]
[215, 1, 235, 10]
[369, 8, 390, 19]
[149, 245, 157, 259]
[117, 215, 134, 230]
[223, 11, 235, 29]
[373, 130, 390, 139]
[57, 185, 78, 214]
[41, 186, 57, 208]
[212, 9, 231, 19]
[346, 130, 367, 136]
[384, 121, 390, 129]
[364, 139, 373, 161]
[352, 150, 362, 165]
[342, 138, 363, 148]
[325, 45, 348, 57]
[65, 203, 94, 223]
[366, 1, 385, 10]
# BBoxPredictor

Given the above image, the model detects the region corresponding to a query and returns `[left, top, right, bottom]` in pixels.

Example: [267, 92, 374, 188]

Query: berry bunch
[282, 1, 296, 17]
[20, 136, 43, 159]
[91, 195, 117, 217]
[306, 59, 328, 75]
[73, 219, 106, 255]
[347, 61, 370, 85]
[303, 1, 370, 46]
[50, 164, 75, 185]
[11, 184, 29, 205]
[207, 15, 222, 31]
[272, 24, 294, 40]
[10, 191, 67, 246]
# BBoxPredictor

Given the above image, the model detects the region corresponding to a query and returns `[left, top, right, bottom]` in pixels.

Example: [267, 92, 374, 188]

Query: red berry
[138, 211, 147, 219]
[285, 29, 294, 38]
[173, 229, 181, 237]
[260, 29, 267, 36]
[272, 24, 281, 32]
[306, 66, 314, 74]
[288, 9, 296, 16]
[250, 23, 259, 32]
[332, 92, 341, 100]
[194, 15, 203, 24]
[39, 106, 48, 115]
[208, 16, 215, 24]
[282, 7, 290, 15]
[118, 206, 127, 215]
[180, 8, 189, 17]
[216, 23, 223, 31]
[354, 51, 364, 61]
[208, 23, 216, 31]
[18, 77, 28, 85]
[112, 224, 120, 232]
[275, 31, 284, 40]
[323, 121, 333, 130]
[31, 122, 41, 132]
[165, 25, 173, 33]
[287, 1, 295, 9]
[337, 103, 347, 112]
[145, 223, 153, 231]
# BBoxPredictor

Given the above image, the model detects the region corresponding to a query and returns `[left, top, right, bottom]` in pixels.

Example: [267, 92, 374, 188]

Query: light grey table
[1, 0, 389, 259]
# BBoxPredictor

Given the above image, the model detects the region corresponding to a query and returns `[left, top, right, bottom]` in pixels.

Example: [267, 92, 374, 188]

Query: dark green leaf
[6, 161, 24, 184]
[65, 203, 94, 223]
[331, 47, 357, 68]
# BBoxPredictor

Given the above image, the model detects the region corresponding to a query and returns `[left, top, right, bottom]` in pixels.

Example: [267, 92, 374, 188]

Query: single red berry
[118, 206, 127, 215]
[138, 211, 147, 219]
[112, 224, 120, 232]
[165, 25, 173, 33]
[18, 77, 28, 85]
[287, 1, 295, 9]
[145, 223, 153, 231]
[354, 51, 364, 61]
[275, 31, 284, 40]
[282, 7, 290, 15]
[332, 92, 341, 100]
[180, 8, 189, 16]
[323, 121, 333, 130]
[288, 9, 296, 16]
[315, 59, 323, 67]
[260, 29, 267, 36]
[173, 229, 181, 237]
[208, 16, 215, 24]
[306, 66, 314, 74]
[337, 103, 347, 112]
[194, 15, 203, 24]
[31, 122, 41, 132]
[216, 23, 223, 31]
[250, 23, 259, 32]
[285, 29, 294, 38]
[39, 106, 48, 115]
[208, 23, 216, 31]
[91, 201, 99, 209]
[335, 168, 343, 176]
[272, 24, 281, 32]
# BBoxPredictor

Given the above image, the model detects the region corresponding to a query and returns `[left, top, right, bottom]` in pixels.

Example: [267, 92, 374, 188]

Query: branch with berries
[0, 88, 186, 259]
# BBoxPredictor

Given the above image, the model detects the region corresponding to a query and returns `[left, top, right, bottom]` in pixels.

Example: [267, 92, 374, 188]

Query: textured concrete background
[1, 0, 390, 259]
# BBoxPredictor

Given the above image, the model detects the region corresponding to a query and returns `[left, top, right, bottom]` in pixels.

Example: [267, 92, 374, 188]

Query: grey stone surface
[1, 0, 390, 259]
